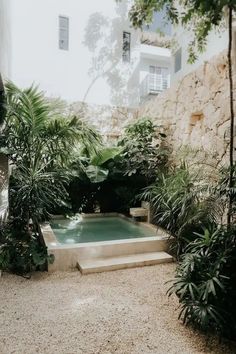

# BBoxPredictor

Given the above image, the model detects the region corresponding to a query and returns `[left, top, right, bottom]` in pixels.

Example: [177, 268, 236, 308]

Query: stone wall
[66, 50, 234, 166]
[70, 101, 137, 144]
[139, 51, 235, 165]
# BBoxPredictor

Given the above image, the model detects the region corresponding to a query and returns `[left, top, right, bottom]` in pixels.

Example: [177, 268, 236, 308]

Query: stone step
[77, 251, 173, 274]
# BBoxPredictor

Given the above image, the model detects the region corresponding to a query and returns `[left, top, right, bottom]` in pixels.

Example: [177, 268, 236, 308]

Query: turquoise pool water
[51, 216, 156, 244]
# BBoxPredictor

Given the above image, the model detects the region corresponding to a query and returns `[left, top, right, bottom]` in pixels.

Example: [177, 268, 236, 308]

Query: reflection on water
[51, 216, 156, 245]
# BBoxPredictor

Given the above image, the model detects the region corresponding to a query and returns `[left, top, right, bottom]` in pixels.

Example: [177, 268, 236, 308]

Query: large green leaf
[85, 165, 109, 183]
[90, 147, 122, 166]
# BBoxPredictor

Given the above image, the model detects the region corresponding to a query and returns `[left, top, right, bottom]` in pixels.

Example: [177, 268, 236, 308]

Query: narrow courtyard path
[0, 264, 235, 354]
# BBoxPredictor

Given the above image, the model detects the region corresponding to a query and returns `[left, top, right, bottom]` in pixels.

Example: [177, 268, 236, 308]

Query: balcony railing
[140, 73, 170, 98]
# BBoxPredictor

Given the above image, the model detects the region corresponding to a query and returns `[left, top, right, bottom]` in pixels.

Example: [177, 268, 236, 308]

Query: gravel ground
[0, 263, 235, 354]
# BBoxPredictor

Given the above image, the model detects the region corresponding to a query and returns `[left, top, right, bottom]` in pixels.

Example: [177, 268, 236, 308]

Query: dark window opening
[174, 48, 182, 73]
[59, 16, 69, 50]
[123, 31, 131, 63]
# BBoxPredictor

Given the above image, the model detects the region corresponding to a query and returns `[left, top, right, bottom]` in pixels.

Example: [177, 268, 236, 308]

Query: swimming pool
[41, 213, 171, 272]
[51, 216, 157, 244]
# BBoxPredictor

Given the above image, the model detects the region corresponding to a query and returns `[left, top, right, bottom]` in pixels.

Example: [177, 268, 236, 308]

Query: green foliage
[2, 81, 101, 168]
[129, 1, 236, 63]
[90, 147, 122, 166]
[85, 165, 109, 184]
[168, 226, 236, 338]
[1, 82, 101, 222]
[140, 164, 221, 257]
[0, 82, 101, 274]
[118, 118, 169, 181]
[68, 118, 170, 214]
[216, 164, 236, 214]
[0, 92, 6, 126]
[121, 117, 156, 141]
[129, 1, 236, 340]
[160, 165, 236, 339]
[10, 165, 70, 221]
[0, 218, 54, 275]
[84, 147, 122, 183]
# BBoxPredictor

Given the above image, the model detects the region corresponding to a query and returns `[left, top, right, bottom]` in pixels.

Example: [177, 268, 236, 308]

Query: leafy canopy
[140, 163, 221, 257]
[118, 117, 169, 180]
[129, 0, 236, 62]
[167, 225, 236, 337]
[1, 82, 102, 222]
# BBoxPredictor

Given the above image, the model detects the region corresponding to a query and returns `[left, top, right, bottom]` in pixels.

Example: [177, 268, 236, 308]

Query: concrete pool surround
[41, 213, 173, 273]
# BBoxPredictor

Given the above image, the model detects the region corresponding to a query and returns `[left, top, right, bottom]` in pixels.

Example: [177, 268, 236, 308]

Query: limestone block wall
[64, 50, 235, 165]
[70, 101, 137, 144]
[139, 51, 235, 164]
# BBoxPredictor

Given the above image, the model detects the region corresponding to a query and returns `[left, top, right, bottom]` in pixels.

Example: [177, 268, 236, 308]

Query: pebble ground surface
[0, 263, 236, 354]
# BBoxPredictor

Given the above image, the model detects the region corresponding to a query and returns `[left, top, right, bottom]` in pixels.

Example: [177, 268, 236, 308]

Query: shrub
[140, 163, 221, 257]
[0, 218, 54, 276]
[168, 226, 236, 339]
[118, 117, 169, 182]
[0, 82, 101, 274]
[67, 118, 170, 214]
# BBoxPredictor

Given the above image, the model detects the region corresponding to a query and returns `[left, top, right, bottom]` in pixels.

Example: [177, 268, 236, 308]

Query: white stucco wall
[5, 0, 141, 108]
[0, 0, 12, 80]
[140, 45, 171, 81]
[172, 24, 228, 82]
[140, 57, 171, 83]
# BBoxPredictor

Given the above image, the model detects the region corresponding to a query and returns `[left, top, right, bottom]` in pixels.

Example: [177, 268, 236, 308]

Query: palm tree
[1, 82, 102, 225]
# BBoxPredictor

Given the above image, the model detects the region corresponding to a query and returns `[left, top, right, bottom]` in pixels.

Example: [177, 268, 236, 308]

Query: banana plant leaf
[90, 147, 122, 166]
[85, 165, 109, 183]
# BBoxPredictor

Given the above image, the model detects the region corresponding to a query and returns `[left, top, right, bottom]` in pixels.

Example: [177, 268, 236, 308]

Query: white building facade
[171, 23, 229, 82]
[0, 0, 171, 109]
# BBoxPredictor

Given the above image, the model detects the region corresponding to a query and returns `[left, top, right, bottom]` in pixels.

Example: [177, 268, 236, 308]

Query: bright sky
[144, 10, 172, 35]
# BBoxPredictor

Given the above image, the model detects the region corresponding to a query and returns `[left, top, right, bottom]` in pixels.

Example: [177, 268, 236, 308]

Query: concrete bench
[130, 201, 150, 222]
[129, 208, 148, 218]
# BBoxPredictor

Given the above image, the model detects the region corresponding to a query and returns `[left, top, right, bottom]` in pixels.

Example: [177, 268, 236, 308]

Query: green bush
[168, 226, 236, 339]
[118, 117, 169, 182]
[140, 163, 221, 257]
[0, 82, 101, 274]
[68, 117, 170, 214]
[0, 218, 54, 276]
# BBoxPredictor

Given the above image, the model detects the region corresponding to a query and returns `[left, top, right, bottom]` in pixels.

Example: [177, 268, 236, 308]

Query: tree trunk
[227, 6, 235, 226]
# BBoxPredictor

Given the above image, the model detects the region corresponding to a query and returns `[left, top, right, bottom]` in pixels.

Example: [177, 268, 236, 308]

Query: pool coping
[40, 213, 172, 272]
[41, 212, 169, 251]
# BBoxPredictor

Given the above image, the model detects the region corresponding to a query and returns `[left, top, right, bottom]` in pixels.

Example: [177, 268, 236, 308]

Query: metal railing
[140, 73, 170, 98]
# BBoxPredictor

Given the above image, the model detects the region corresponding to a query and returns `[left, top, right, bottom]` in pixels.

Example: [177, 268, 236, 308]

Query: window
[149, 66, 169, 91]
[123, 32, 131, 62]
[59, 16, 69, 50]
[174, 48, 182, 73]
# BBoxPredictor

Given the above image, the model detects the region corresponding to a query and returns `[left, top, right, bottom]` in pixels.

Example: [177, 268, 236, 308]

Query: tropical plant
[84, 146, 122, 183]
[10, 164, 70, 222]
[0, 82, 101, 274]
[0, 217, 54, 276]
[3, 82, 101, 167]
[1, 82, 102, 222]
[215, 163, 236, 217]
[168, 226, 236, 338]
[140, 163, 221, 257]
[68, 145, 126, 212]
[68, 119, 169, 214]
[129, 0, 236, 224]
[118, 117, 169, 183]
